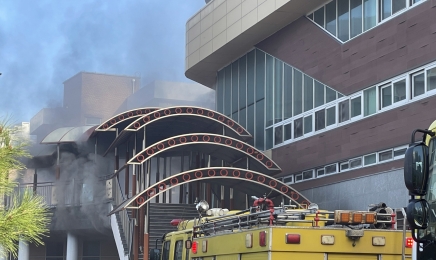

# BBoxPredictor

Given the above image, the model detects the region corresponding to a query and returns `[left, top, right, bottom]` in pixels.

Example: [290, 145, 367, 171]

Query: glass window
[317, 168, 325, 177]
[232, 61, 239, 113]
[294, 118, 303, 138]
[217, 70, 225, 113]
[293, 70, 303, 116]
[379, 150, 393, 161]
[412, 72, 425, 97]
[304, 115, 313, 134]
[247, 104, 254, 142]
[295, 174, 303, 182]
[338, 0, 350, 41]
[247, 50, 255, 106]
[232, 111, 238, 121]
[351, 96, 362, 118]
[326, 106, 336, 126]
[338, 93, 344, 98]
[275, 59, 283, 123]
[350, 157, 362, 168]
[427, 67, 436, 91]
[314, 81, 325, 107]
[162, 241, 171, 260]
[284, 176, 294, 184]
[308, 13, 314, 20]
[240, 107, 246, 128]
[364, 0, 376, 31]
[174, 240, 183, 260]
[255, 99, 265, 150]
[325, 164, 337, 174]
[314, 6, 325, 27]
[255, 49, 265, 101]
[364, 86, 377, 116]
[381, 0, 391, 20]
[304, 75, 313, 112]
[394, 146, 408, 158]
[46, 242, 64, 257]
[364, 153, 377, 165]
[380, 84, 392, 108]
[266, 55, 274, 127]
[326, 0, 337, 35]
[394, 79, 406, 102]
[340, 162, 349, 171]
[303, 170, 314, 180]
[284, 122, 292, 140]
[339, 100, 350, 123]
[224, 66, 232, 116]
[326, 87, 337, 103]
[239, 55, 247, 110]
[274, 125, 283, 145]
[284, 64, 293, 119]
[315, 109, 325, 131]
[350, 0, 363, 38]
[83, 241, 100, 257]
[392, 0, 406, 14]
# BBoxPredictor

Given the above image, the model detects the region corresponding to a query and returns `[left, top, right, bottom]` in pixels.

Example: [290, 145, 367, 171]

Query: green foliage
[0, 118, 51, 257]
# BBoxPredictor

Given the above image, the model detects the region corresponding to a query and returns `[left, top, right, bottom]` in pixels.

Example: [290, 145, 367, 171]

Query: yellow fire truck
[150, 197, 412, 260]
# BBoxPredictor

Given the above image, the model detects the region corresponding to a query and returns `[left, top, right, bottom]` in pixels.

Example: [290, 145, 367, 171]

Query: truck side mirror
[149, 248, 161, 260]
[404, 143, 429, 195]
[406, 199, 430, 230]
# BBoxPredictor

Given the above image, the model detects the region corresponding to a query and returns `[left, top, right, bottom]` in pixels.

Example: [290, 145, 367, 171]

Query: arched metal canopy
[107, 133, 279, 179]
[95, 107, 160, 131]
[130, 133, 280, 173]
[41, 125, 96, 144]
[99, 106, 252, 156]
[108, 167, 311, 215]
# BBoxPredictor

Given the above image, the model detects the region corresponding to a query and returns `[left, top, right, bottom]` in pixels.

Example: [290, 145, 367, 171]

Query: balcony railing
[2, 180, 105, 208]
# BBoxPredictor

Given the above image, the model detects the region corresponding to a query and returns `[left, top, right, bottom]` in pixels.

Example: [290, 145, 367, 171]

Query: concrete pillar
[0, 245, 8, 260]
[17, 240, 29, 260]
[66, 233, 78, 260]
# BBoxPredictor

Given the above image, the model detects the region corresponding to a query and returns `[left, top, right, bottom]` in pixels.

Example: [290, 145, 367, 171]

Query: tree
[0, 119, 50, 258]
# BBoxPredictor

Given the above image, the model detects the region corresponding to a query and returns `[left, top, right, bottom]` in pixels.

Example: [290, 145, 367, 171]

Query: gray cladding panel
[300, 168, 408, 211]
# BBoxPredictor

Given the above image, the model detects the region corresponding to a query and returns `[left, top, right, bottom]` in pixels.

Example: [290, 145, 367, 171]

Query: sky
[0, 0, 205, 122]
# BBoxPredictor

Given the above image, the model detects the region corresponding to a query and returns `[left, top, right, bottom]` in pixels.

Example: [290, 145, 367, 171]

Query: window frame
[378, 149, 394, 162]
[283, 175, 294, 184]
[325, 163, 338, 175]
[295, 173, 303, 183]
[379, 83, 393, 109]
[364, 153, 378, 166]
[350, 93, 363, 120]
[392, 77, 407, 104]
[316, 168, 325, 178]
[411, 71, 426, 98]
[325, 104, 337, 129]
[394, 145, 408, 159]
[349, 157, 363, 169]
[302, 169, 314, 180]
[340, 161, 350, 172]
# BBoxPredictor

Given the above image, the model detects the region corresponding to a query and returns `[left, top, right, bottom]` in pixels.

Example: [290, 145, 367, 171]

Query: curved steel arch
[109, 167, 311, 215]
[95, 107, 159, 131]
[128, 133, 281, 172]
[125, 106, 251, 138]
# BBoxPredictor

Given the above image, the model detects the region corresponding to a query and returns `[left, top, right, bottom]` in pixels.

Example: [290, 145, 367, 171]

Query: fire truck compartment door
[327, 254, 378, 260]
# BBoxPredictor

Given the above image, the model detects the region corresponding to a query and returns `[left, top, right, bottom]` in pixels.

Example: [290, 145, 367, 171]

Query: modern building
[4, 72, 217, 260]
[185, 0, 436, 210]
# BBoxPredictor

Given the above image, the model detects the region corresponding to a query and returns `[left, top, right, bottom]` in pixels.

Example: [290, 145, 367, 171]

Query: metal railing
[113, 177, 133, 257]
[3, 180, 102, 208]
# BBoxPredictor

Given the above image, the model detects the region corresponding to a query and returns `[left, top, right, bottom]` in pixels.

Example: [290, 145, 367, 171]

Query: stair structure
[148, 203, 199, 254]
